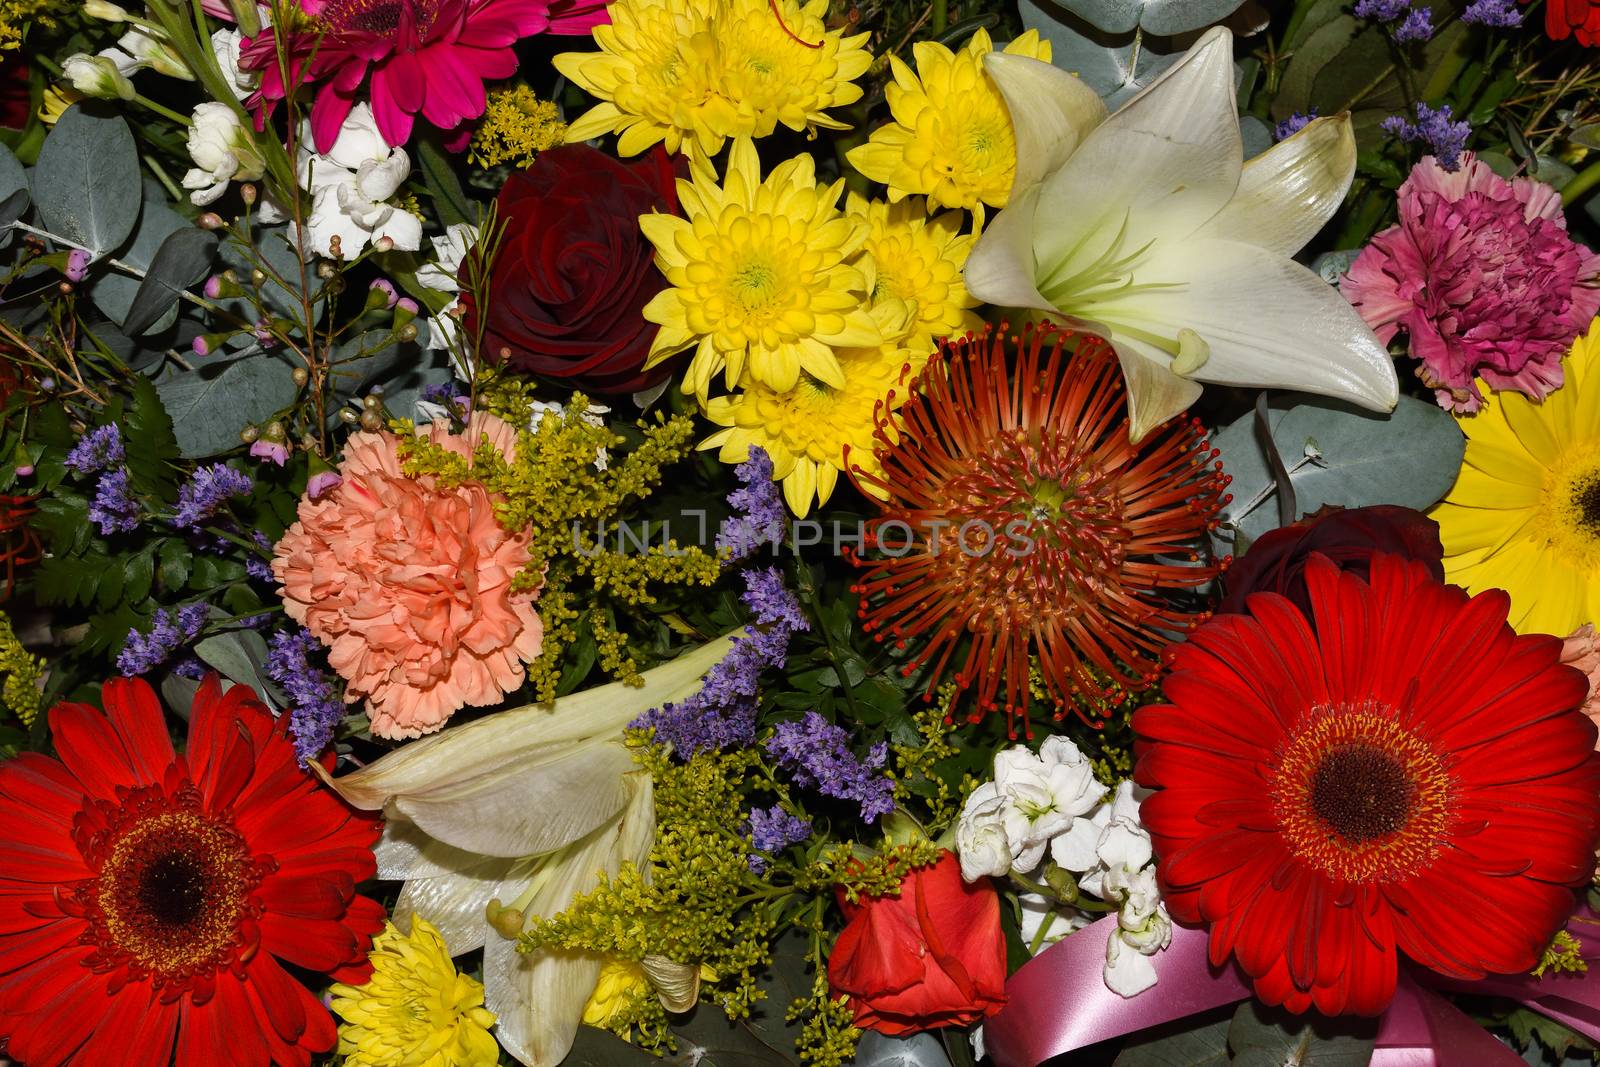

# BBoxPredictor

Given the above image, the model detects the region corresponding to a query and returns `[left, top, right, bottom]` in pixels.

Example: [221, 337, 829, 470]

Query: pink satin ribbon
[985, 913, 1600, 1067]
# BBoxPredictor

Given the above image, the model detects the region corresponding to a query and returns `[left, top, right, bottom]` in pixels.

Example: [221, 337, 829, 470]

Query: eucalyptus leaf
[30, 106, 140, 255]
[1043, 0, 1245, 35]
[1114, 1012, 1232, 1066]
[1212, 393, 1465, 546]
[154, 350, 299, 458]
[194, 630, 281, 709]
[123, 228, 219, 336]
[0, 143, 27, 236]
[1227, 1000, 1376, 1067]
[1018, 0, 1185, 104]
[1311, 249, 1362, 284]
[217, 223, 312, 321]
[853, 1031, 953, 1067]
[562, 1027, 664, 1066]
[87, 194, 186, 330]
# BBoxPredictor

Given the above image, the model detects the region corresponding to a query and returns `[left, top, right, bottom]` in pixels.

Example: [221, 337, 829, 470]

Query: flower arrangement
[2, 0, 1600, 1063]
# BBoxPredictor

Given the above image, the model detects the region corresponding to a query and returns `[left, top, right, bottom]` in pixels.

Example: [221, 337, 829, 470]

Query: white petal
[1193, 114, 1357, 257]
[963, 185, 1056, 314]
[1104, 935, 1159, 997]
[1032, 27, 1243, 274]
[984, 52, 1107, 196]
[642, 955, 701, 1013]
[372, 207, 422, 253]
[356, 148, 410, 202]
[1111, 340, 1204, 443]
[486, 774, 657, 1067]
[320, 633, 742, 825]
[1117, 237, 1398, 412]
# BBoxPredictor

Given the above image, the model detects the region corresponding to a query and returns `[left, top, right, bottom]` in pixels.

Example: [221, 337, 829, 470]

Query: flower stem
[931, 0, 947, 35]
[1562, 159, 1600, 206]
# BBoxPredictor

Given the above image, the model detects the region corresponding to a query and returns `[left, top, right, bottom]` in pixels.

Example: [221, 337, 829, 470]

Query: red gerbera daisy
[849, 323, 1230, 733]
[0, 676, 386, 1067]
[1135, 553, 1600, 1016]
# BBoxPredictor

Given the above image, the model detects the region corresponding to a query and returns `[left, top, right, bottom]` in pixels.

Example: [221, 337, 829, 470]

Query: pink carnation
[241, 0, 608, 153]
[272, 413, 542, 739]
[1343, 152, 1600, 413]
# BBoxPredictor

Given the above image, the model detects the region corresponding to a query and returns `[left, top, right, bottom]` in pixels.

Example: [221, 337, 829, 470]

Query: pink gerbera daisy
[242, 0, 608, 153]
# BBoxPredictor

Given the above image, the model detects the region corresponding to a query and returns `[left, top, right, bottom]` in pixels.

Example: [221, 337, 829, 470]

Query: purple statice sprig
[632, 566, 809, 757]
[64, 424, 125, 476]
[765, 711, 895, 824]
[717, 447, 787, 561]
[265, 628, 346, 764]
[1393, 5, 1434, 40]
[746, 805, 813, 874]
[1354, 0, 1434, 40]
[1382, 102, 1472, 171]
[88, 467, 142, 535]
[1462, 0, 1522, 25]
[117, 604, 209, 677]
[172, 463, 253, 530]
[1275, 110, 1318, 141]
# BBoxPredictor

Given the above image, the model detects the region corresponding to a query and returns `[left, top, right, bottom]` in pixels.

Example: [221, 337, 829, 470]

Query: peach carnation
[272, 413, 542, 739]
[1562, 624, 1600, 745]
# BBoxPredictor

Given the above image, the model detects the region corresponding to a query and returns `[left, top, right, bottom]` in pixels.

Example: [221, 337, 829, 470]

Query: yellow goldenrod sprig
[469, 85, 567, 170]
[0, 609, 43, 728]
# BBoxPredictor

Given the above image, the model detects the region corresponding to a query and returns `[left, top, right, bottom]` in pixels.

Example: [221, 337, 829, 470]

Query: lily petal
[1031, 26, 1242, 275]
[1111, 338, 1205, 443]
[1113, 237, 1398, 411]
[984, 52, 1107, 196]
[485, 773, 656, 1067]
[321, 633, 737, 858]
[1193, 114, 1357, 257]
[962, 184, 1057, 314]
[379, 823, 529, 954]
[642, 955, 701, 1012]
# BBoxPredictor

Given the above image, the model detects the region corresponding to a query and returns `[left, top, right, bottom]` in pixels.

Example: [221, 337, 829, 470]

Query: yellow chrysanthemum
[701, 328, 923, 516]
[641, 137, 880, 399]
[330, 916, 499, 1067]
[1430, 319, 1600, 636]
[847, 28, 1050, 224]
[40, 86, 80, 126]
[850, 193, 982, 358]
[554, 0, 873, 160]
[582, 958, 652, 1029]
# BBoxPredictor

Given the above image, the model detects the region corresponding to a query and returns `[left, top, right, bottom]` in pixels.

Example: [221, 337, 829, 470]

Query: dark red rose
[0, 56, 29, 130]
[1218, 504, 1444, 617]
[462, 144, 680, 395]
[827, 852, 1007, 1036]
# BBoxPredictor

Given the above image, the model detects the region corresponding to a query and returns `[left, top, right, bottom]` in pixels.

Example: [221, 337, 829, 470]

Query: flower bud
[239, 183, 257, 206]
[396, 322, 419, 343]
[250, 268, 267, 287]
[14, 464, 34, 477]
[197, 213, 225, 230]
[291, 367, 309, 387]
[60, 52, 135, 101]
[83, 0, 129, 20]
[64, 249, 91, 283]
[366, 278, 399, 311]
[373, 236, 395, 253]
[239, 424, 260, 443]
[339, 408, 359, 424]
[358, 409, 382, 431]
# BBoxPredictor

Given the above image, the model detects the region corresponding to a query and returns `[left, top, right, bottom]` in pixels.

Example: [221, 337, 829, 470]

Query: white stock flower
[956, 781, 1014, 881]
[1103, 865, 1171, 997]
[1050, 778, 1140, 872]
[419, 223, 479, 353]
[993, 737, 1106, 870]
[61, 52, 135, 100]
[182, 102, 265, 206]
[210, 28, 260, 100]
[298, 103, 421, 260]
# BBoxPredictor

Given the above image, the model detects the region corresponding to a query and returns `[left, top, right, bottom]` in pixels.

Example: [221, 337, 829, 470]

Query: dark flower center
[320, 0, 435, 38]
[76, 786, 271, 987]
[1575, 478, 1600, 538]
[1310, 743, 1413, 843]
[137, 851, 207, 927]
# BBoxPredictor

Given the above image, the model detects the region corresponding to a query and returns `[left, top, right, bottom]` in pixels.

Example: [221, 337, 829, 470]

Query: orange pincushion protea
[850, 324, 1230, 733]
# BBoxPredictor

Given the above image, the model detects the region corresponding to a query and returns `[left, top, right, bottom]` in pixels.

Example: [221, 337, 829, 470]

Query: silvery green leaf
[154, 349, 299, 458]
[1239, 114, 1273, 159]
[1227, 1000, 1376, 1066]
[1028, 0, 1246, 37]
[123, 228, 219, 336]
[0, 144, 27, 238]
[1311, 249, 1362, 284]
[194, 629, 283, 710]
[30, 106, 140, 255]
[1114, 1013, 1231, 1066]
[854, 1032, 953, 1067]
[1016, 0, 1184, 105]
[1212, 393, 1465, 547]
[87, 192, 186, 330]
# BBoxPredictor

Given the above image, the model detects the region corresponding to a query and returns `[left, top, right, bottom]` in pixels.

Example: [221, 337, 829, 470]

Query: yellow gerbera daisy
[554, 0, 873, 160]
[850, 193, 983, 358]
[640, 137, 880, 399]
[330, 915, 499, 1067]
[846, 28, 1050, 224]
[700, 327, 923, 517]
[1430, 319, 1600, 636]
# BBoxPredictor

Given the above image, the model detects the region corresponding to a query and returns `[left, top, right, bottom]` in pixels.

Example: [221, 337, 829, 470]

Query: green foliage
[30, 106, 139, 255]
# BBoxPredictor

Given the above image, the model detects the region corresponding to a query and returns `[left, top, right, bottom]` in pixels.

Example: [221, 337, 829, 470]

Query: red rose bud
[461, 144, 682, 395]
[827, 852, 1007, 1036]
[1217, 504, 1444, 618]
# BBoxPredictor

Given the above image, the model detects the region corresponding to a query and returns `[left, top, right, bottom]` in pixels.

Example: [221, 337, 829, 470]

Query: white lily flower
[965, 26, 1398, 440]
[319, 634, 737, 1067]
